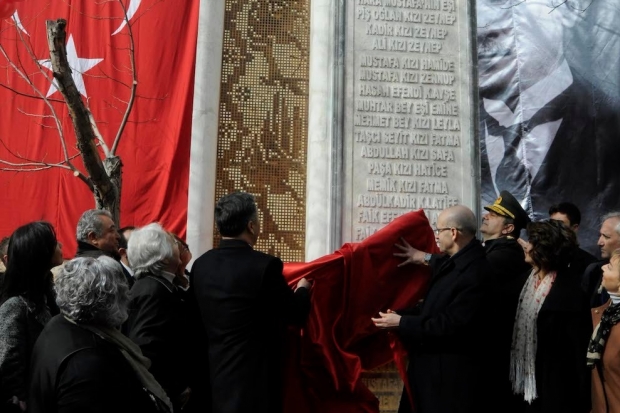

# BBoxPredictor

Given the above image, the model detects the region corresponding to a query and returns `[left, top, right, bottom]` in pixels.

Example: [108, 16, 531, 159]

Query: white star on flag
[39, 35, 103, 98]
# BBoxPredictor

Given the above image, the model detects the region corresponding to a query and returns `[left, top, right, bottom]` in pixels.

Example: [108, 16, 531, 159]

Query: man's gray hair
[602, 212, 620, 236]
[55, 256, 129, 328]
[127, 223, 176, 279]
[76, 209, 113, 242]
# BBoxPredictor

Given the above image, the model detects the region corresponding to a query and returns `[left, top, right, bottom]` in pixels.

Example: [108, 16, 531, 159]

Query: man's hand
[296, 278, 312, 291]
[371, 309, 401, 329]
[394, 237, 426, 267]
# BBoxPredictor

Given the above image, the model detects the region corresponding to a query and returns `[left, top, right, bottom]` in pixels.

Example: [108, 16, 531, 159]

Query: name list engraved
[353, 0, 461, 242]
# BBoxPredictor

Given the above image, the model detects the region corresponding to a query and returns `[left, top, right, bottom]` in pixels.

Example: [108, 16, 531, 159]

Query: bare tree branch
[46, 19, 118, 217]
[0, 82, 64, 102]
[111, 0, 137, 155]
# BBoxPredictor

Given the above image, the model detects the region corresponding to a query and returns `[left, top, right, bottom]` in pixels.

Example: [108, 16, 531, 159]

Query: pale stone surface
[342, 0, 478, 242]
[187, 0, 225, 262]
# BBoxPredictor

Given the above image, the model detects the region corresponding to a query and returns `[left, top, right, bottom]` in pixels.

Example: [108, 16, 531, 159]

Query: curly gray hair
[76, 209, 113, 242]
[127, 223, 176, 279]
[55, 256, 129, 328]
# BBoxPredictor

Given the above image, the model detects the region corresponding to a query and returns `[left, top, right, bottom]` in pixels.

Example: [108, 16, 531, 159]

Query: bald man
[374, 206, 492, 413]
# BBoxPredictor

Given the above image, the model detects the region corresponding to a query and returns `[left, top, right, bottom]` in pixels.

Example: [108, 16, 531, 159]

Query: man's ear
[502, 223, 515, 236]
[118, 247, 127, 257]
[247, 220, 256, 236]
[87, 231, 99, 245]
[572, 224, 579, 232]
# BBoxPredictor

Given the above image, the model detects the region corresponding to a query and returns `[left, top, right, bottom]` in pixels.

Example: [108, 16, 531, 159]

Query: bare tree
[0, 2, 140, 224]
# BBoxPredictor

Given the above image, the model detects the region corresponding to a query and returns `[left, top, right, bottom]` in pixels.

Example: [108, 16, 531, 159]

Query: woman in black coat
[28, 256, 172, 413]
[510, 220, 591, 413]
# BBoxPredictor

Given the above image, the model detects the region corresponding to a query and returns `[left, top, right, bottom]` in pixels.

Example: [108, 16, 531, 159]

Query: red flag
[283, 210, 439, 412]
[0, 0, 198, 254]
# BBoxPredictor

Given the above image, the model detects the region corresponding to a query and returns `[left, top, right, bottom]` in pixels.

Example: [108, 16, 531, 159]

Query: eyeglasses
[433, 227, 461, 235]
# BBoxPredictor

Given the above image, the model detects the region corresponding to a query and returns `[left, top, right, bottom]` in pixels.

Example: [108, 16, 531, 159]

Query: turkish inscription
[348, 0, 471, 242]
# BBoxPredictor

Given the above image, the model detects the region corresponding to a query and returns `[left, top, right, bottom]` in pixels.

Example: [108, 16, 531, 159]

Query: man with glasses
[374, 205, 492, 413]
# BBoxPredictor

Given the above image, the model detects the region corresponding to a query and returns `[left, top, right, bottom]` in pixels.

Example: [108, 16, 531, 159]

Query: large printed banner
[478, 0, 620, 252]
[0, 0, 197, 255]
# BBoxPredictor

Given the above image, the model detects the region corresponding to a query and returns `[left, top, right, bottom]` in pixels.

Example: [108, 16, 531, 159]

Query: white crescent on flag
[112, 0, 142, 36]
[11, 11, 29, 36]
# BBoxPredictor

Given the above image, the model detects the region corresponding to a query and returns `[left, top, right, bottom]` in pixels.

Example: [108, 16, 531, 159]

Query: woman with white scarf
[510, 220, 591, 413]
[588, 249, 620, 413]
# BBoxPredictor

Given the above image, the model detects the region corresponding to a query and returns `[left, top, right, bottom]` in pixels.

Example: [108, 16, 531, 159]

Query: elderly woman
[0, 221, 63, 412]
[28, 256, 171, 413]
[588, 249, 620, 413]
[124, 223, 193, 411]
[511, 220, 591, 413]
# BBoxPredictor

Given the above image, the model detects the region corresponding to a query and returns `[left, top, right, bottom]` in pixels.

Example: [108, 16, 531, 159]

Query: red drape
[0, 0, 198, 255]
[283, 210, 439, 412]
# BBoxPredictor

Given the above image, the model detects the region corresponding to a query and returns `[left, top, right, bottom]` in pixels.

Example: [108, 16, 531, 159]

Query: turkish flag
[0, 0, 198, 255]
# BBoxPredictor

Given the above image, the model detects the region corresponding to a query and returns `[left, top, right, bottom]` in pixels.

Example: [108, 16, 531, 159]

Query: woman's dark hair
[526, 219, 577, 273]
[0, 221, 57, 306]
[215, 192, 258, 237]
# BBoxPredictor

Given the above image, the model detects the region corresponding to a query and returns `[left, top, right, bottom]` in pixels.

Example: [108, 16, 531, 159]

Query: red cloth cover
[282, 210, 439, 412]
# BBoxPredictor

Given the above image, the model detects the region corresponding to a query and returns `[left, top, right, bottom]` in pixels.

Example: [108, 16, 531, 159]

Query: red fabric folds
[283, 210, 439, 412]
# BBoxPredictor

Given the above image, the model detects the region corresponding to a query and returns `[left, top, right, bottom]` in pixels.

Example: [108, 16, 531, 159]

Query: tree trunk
[46, 19, 121, 224]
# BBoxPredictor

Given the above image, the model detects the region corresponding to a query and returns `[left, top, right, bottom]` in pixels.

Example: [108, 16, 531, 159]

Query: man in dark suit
[375, 205, 492, 413]
[583, 212, 620, 307]
[479, 191, 531, 412]
[74, 209, 133, 287]
[549, 202, 597, 284]
[478, 0, 620, 253]
[123, 223, 193, 411]
[192, 192, 311, 413]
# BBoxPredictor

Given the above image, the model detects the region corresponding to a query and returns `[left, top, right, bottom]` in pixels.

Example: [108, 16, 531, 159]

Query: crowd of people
[0, 191, 618, 413]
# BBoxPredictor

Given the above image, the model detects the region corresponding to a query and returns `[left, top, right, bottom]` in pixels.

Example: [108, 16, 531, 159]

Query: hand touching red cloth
[283, 210, 438, 413]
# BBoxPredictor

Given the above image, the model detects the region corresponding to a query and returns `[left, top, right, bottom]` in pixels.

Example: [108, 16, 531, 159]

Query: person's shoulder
[0, 296, 27, 317]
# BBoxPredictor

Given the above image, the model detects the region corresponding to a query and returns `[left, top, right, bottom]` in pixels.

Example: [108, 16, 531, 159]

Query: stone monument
[307, 0, 478, 410]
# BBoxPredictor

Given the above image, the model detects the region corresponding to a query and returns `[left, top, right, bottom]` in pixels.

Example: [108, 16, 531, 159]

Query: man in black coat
[74, 209, 133, 287]
[549, 202, 597, 285]
[480, 191, 531, 413]
[192, 192, 312, 413]
[582, 212, 620, 307]
[123, 223, 193, 411]
[375, 205, 492, 413]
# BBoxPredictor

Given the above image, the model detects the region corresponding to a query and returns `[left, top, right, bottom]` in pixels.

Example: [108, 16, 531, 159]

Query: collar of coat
[435, 238, 485, 276]
[218, 238, 253, 249]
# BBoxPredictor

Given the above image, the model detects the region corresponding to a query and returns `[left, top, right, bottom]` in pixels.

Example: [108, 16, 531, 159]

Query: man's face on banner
[477, 0, 566, 98]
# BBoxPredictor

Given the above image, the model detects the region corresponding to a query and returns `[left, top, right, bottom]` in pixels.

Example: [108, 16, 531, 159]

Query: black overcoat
[28, 315, 160, 413]
[484, 237, 531, 413]
[123, 273, 192, 408]
[509, 268, 592, 413]
[397, 239, 492, 413]
[191, 238, 311, 413]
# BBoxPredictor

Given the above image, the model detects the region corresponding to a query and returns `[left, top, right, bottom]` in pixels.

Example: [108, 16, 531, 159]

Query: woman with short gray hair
[124, 223, 193, 411]
[28, 256, 171, 413]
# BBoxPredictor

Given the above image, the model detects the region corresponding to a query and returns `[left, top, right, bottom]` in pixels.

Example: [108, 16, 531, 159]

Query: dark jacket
[566, 247, 597, 286]
[511, 269, 592, 413]
[28, 315, 161, 413]
[397, 239, 492, 413]
[582, 260, 608, 308]
[123, 273, 191, 410]
[0, 296, 51, 404]
[191, 238, 311, 413]
[484, 237, 531, 413]
[74, 241, 134, 287]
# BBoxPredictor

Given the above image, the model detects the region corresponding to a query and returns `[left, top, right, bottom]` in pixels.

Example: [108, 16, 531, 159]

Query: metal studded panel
[215, 0, 310, 262]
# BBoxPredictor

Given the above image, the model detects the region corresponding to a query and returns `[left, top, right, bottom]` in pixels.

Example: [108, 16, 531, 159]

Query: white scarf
[510, 270, 556, 403]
